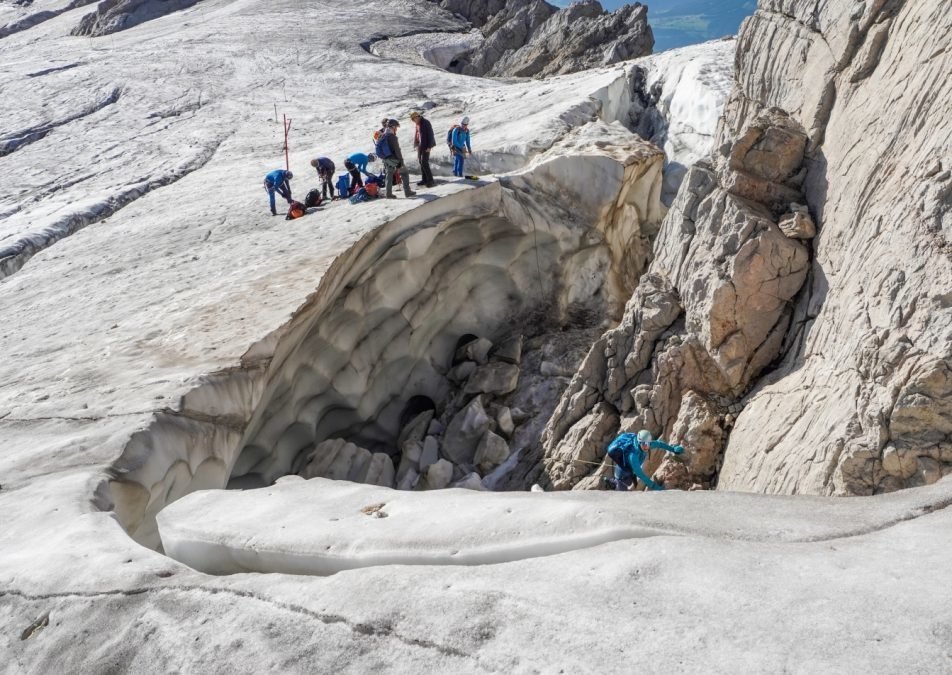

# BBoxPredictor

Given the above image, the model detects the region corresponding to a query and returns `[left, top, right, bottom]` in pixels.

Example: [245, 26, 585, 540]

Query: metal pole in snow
[283, 114, 292, 171]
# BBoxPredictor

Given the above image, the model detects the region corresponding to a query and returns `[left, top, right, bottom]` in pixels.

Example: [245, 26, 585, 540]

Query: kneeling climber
[263, 168, 293, 216]
[603, 429, 683, 491]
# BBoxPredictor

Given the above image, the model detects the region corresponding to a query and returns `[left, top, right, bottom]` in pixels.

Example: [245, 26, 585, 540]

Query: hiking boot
[425, 182, 437, 188]
[385, 195, 397, 199]
[404, 191, 417, 198]
[416, 180, 427, 186]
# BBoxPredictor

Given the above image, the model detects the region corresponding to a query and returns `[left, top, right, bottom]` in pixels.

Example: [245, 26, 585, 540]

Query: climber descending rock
[603, 430, 683, 491]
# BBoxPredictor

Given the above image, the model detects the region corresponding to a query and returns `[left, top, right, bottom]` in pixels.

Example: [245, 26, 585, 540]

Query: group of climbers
[262, 112, 475, 215]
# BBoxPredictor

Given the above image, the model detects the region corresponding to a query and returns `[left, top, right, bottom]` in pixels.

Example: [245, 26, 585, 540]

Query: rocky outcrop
[537, 108, 812, 491]
[715, 0, 952, 495]
[72, 0, 202, 37]
[433, 0, 653, 78]
[538, 0, 952, 496]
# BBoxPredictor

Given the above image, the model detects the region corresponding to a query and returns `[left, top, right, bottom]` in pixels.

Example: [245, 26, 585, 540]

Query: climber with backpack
[602, 429, 684, 491]
[310, 157, 336, 200]
[263, 168, 293, 216]
[374, 118, 416, 199]
[410, 111, 436, 188]
[449, 116, 472, 178]
[343, 152, 377, 191]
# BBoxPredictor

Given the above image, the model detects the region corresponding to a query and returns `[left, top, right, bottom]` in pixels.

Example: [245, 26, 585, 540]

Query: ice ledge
[157, 475, 952, 576]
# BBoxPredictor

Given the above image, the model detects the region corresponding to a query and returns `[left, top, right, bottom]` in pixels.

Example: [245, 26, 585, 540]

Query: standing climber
[450, 116, 472, 178]
[263, 168, 293, 216]
[603, 429, 684, 491]
[343, 152, 376, 191]
[374, 118, 416, 199]
[410, 111, 436, 188]
[310, 157, 336, 200]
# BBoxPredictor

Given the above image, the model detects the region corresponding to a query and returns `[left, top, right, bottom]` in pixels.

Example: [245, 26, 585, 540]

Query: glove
[673, 445, 685, 455]
[652, 483, 665, 491]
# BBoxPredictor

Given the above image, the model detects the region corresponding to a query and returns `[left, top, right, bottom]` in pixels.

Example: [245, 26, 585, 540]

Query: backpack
[446, 124, 459, 149]
[374, 131, 392, 159]
[606, 433, 637, 469]
[285, 200, 306, 220]
[349, 188, 370, 204]
[336, 175, 351, 198]
[304, 189, 322, 208]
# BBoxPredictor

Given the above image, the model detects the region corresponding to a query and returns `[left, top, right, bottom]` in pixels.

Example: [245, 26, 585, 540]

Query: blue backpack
[336, 174, 350, 198]
[374, 131, 392, 159]
[606, 433, 638, 469]
[349, 188, 371, 204]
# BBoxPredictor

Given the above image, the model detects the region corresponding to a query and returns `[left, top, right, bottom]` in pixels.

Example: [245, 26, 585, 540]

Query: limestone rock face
[778, 205, 816, 240]
[545, 402, 618, 490]
[715, 0, 952, 495]
[539, 0, 950, 497]
[434, 0, 653, 78]
[539, 112, 811, 490]
[663, 391, 728, 487]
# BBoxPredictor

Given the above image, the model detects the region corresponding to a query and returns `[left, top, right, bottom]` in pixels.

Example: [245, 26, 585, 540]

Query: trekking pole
[283, 114, 292, 171]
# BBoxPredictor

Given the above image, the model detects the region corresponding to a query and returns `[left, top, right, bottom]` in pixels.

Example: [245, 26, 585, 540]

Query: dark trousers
[320, 175, 334, 200]
[346, 165, 363, 191]
[418, 148, 433, 185]
[612, 466, 635, 491]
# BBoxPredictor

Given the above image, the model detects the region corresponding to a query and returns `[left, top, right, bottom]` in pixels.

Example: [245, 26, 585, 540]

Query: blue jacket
[347, 153, 372, 172]
[610, 434, 683, 491]
[265, 169, 291, 189]
[451, 126, 471, 153]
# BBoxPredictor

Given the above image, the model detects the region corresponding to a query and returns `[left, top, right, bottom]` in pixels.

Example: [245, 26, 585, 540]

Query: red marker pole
[283, 114, 292, 171]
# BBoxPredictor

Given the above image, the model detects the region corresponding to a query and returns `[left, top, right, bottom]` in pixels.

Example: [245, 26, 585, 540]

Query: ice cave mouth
[103, 137, 666, 551]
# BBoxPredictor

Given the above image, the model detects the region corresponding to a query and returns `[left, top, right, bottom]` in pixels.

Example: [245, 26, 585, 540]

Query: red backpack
[285, 200, 306, 220]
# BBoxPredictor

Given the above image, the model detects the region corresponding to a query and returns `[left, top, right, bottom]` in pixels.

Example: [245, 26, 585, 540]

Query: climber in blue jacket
[603, 429, 684, 491]
[343, 152, 377, 191]
[451, 116, 472, 178]
[263, 169, 293, 216]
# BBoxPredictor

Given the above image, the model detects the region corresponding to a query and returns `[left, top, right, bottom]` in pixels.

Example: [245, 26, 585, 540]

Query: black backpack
[304, 189, 322, 208]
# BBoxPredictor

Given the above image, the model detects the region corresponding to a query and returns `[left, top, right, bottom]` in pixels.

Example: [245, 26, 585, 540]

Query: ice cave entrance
[106, 136, 665, 550]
